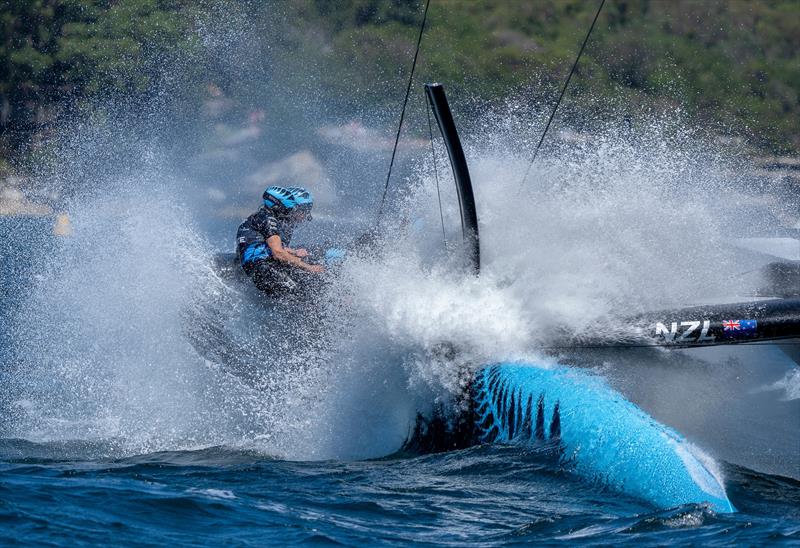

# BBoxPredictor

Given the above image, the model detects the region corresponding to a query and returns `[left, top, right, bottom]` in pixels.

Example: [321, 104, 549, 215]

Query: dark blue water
[1, 442, 799, 546]
[1, 218, 799, 545]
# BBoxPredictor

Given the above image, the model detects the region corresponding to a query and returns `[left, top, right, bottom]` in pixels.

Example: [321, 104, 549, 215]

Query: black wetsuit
[236, 207, 299, 293]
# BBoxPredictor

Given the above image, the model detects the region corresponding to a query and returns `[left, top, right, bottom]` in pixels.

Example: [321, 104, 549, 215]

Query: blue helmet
[263, 186, 313, 217]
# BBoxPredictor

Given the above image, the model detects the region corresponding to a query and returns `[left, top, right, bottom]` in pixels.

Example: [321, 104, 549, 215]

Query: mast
[424, 83, 480, 275]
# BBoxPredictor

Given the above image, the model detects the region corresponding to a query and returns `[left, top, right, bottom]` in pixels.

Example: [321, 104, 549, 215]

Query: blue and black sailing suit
[236, 207, 298, 292]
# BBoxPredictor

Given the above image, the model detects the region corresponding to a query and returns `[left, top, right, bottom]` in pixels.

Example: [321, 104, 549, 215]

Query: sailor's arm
[266, 236, 323, 273]
[285, 247, 309, 258]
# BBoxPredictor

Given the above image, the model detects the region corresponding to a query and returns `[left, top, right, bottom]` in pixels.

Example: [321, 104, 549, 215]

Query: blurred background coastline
[0, 0, 798, 222]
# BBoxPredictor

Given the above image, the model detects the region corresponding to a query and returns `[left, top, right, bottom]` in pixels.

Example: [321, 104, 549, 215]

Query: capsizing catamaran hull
[406, 83, 741, 513]
[404, 362, 736, 512]
[471, 362, 736, 512]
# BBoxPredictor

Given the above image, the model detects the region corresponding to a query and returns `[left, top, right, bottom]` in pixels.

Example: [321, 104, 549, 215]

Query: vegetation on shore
[287, 0, 799, 153]
[1, 0, 798, 177]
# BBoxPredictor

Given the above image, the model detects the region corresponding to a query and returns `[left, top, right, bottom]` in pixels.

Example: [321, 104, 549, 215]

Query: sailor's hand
[293, 248, 310, 258]
[307, 264, 325, 273]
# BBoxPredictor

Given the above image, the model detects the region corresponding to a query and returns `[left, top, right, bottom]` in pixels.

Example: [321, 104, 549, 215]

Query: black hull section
[571, 298, 800, 349]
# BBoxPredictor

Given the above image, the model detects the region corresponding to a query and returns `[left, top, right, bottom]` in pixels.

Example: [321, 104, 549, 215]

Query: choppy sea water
[1, 441, 799, 546]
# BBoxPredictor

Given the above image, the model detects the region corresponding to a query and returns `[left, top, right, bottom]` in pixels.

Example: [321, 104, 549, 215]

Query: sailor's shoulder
[247, 208, 278, 232]
[240, 207, 269, 223]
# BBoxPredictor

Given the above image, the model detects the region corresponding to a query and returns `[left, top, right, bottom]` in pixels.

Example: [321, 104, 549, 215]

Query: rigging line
[518, 0, 606, 191]
[376, 0, 432, 224]
[427, 102, 448, 249]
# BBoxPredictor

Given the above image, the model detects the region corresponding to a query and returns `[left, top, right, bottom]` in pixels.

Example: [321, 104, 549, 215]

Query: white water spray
[2, 84, 795, 470]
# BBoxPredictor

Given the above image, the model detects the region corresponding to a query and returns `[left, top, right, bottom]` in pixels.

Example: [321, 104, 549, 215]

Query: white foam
[766, 368, 800, 401]
[188, 488, 237, 499]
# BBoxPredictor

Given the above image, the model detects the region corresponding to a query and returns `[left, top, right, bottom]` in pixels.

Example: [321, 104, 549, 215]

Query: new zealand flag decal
[722, 319, 757, 338]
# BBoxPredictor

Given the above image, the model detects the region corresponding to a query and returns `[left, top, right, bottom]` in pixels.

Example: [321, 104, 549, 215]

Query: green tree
[0, 0, 198, 152]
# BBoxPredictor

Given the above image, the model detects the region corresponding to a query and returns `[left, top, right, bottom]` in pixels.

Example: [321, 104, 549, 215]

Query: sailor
[236, 185, 324, 293]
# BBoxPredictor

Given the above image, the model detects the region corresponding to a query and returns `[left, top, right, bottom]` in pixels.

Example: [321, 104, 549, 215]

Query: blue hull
[473, 363, 736, 513]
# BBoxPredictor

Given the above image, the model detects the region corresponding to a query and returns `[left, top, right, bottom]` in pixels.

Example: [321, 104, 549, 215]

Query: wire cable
[376, 0, 432, 223]
[519, 0, 606, 191]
